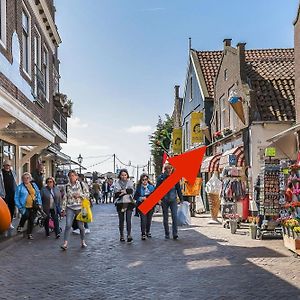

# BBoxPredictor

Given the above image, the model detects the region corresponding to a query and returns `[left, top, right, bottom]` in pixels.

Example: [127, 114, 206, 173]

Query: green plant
[149, 114, 173, 177]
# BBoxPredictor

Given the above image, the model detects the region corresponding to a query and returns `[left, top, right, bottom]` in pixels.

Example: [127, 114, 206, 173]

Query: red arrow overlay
[139, 146, 206, 215]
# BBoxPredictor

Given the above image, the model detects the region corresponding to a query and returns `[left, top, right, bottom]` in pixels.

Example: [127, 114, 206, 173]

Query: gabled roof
[245, 49, 295, 121]
[194, 51, 223, 99]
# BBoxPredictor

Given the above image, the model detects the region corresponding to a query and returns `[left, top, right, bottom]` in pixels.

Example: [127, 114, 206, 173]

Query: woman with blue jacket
[134, 174, 155, 240]
[15, 172, 42, 239]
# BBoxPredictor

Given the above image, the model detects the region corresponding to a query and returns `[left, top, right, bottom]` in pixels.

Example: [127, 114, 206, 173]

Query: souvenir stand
[220, 166, 246, 232]
[280, 157, 300, 256]
[256, 157, 283, 239]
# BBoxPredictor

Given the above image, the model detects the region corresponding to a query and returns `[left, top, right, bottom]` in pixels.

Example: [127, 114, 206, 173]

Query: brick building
[0, 0, 70, 180]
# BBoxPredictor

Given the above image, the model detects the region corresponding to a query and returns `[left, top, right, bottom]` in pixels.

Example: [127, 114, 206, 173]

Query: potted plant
[223, 127, 233, 136]
[213, 131, 223, 141]
[63, 99, 73, 117]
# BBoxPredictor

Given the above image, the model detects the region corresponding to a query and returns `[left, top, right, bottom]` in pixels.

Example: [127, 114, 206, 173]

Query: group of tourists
[91, 178, 114, 204]
[0, 159, 184, 249]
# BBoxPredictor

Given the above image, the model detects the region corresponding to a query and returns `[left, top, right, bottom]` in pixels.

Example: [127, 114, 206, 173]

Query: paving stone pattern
[0, 204, 299, 300]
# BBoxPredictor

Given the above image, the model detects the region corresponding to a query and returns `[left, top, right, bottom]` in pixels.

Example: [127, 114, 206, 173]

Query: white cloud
[68, 117, 88, 128]
[125, 125, 152, 134]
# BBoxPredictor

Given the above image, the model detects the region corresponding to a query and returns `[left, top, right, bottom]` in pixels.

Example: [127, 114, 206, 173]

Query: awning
[219, 146, 245, 170]
[267, 123, 300, 143]
[201, 154, 221, 173]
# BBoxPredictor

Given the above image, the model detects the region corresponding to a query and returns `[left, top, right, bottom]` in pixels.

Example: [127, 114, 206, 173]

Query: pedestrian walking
[157, 163, 183, 240]
[14, 172, 42, 239]
[40, 177, 61, 238]
[61, 170, 89, 250]
[0, 160, 17, 228]
[134, 174, 155, 240]
[102, 179, 109, 203]
[92, 181, 101, 204]
[114, 169, 135, 243]
[107, 178, 114, 203]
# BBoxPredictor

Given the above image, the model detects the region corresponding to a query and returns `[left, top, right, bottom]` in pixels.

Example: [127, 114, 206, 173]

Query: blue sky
[56, 0, 299, 175]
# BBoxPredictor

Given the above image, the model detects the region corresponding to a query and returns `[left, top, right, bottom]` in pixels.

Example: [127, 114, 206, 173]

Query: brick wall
[0, 0, 60, 129]
[295, 13, 300, 124]
[213, 41, 249, 134]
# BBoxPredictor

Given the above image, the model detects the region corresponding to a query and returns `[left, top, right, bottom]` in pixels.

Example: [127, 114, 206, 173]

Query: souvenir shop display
[205, 173, 222, 224]
[256, 159, 283, 239]
[220, 166, 246, 233]
[280, 162, 300, 256]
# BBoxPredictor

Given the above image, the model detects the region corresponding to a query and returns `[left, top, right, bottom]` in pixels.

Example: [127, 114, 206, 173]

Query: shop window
[0, 0, 6, 47]
[22, 7, 31, 77]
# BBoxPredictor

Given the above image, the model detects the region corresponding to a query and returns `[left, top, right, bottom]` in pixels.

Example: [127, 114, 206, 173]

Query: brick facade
[0, 0, 60, 129]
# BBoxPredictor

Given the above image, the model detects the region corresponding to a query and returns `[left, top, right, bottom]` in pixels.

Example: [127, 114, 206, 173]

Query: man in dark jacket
[157, 163, 183, 240]
[0, 160, 17, 228]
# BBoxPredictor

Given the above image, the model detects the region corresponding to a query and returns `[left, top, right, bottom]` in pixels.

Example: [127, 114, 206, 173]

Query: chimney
[237, 42, 247, 82]
[223, 38, 232, 48]
[174, 85, 180, 99]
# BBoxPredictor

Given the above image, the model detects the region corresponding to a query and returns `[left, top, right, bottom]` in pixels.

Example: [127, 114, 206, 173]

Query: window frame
[42, 45, 49, 101]
[220, 95, 226, 131]
[0, 0, 7, 48]
[33, 28, 42, 98]
[22, 5, 31, 79]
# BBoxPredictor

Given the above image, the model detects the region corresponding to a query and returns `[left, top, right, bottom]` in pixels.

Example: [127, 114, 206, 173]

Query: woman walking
[134, 174, 155, 240]
[114, 169, 135, 243]
[40, 177, 61, 238]
[15, 172, 42, 240]
[61, 170, 89, 250]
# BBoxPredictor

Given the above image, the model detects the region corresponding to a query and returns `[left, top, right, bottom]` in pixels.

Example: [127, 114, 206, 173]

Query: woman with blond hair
[61, 170, 89, 250]
[15, 172, 42, 239]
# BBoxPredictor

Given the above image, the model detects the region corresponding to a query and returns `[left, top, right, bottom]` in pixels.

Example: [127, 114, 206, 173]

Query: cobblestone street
[0, 204, 300, 300]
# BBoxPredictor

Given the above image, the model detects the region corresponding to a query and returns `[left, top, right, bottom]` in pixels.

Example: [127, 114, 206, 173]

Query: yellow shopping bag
[76, 198, 93, 223]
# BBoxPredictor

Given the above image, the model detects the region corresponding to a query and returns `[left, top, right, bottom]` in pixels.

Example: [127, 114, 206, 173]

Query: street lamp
[77, 154, 83, 174]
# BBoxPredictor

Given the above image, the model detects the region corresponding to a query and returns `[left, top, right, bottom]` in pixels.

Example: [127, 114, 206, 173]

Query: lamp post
[77, 154, 83, 175]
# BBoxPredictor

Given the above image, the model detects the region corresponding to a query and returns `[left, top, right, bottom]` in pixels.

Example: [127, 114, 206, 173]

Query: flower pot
[230, 220, 238, 234]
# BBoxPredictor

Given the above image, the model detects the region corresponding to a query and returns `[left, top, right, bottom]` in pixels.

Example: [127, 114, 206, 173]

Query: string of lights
[85, 156, 113, 169]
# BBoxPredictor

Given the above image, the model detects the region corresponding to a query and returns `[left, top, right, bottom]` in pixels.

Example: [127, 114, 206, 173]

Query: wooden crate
[283, 234, 300, 255]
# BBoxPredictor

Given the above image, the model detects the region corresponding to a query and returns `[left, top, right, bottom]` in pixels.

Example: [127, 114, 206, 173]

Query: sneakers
[165, 234, 170, 239]
[146, 232, 152, 238]
[127, 236, 133, 243]
[120, 236, 125, 242]
[17, 226, 23, 233]
[56, 234, 60, 239]
[141, 234, 146, 240]
[72, 229, 80, 235]
[85, 228, 90, 234]
[28, 234, 33, 240]
[9, 224, 14, 229]
[173, 235, 179, 240]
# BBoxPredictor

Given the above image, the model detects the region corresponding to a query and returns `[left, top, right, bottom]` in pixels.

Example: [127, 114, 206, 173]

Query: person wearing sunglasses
[134, 174, 155, 240]
[14, 172, 42, 240]
[40, 177, 62, 238]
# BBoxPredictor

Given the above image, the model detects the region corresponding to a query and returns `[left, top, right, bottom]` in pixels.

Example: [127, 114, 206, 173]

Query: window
[228, 85, 236, 130]
[189, 76, 193, 101]
[224, 69, 228, 81]
[220, 95, 226, 130]
[42, 46, 49, 100]
[33, 30, 42, 98]
[22, 8, 31, 76]
[0, 0, 6, 47]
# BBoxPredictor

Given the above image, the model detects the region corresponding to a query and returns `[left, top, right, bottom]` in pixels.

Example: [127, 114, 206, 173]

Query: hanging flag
[191, 111, 204, 144]
[172, 128, 182, 154]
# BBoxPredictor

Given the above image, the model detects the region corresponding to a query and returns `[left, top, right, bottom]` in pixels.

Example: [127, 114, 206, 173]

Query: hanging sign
[172, 128, 182, 154]
[191, 111, 204, 144]
[265, 147, 276, 157]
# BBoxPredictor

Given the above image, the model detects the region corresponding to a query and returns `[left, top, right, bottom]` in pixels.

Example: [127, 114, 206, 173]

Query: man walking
[157, 163, 183, 240]
[102, 179, 109, 203]
[0, 160, 17, 228]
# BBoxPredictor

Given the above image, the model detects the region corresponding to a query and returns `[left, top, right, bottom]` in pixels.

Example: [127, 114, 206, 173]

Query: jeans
[45, 209, 60, 236]
[161, 200, 178, 237]
[63, 207, 85, 242]
[4, 194, 15, 221]
[19, 208, 35, 234]
[72, 218, 88, 230]
[117, 208, 133, 237]
[140, 208, 154, 235]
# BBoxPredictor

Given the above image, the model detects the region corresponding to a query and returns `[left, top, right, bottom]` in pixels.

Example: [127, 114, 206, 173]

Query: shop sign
[265, 147, 276, 157]
[191, 112, 204, 144]
[172, 128, 182, 154]
[229, 154, 237, 166]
